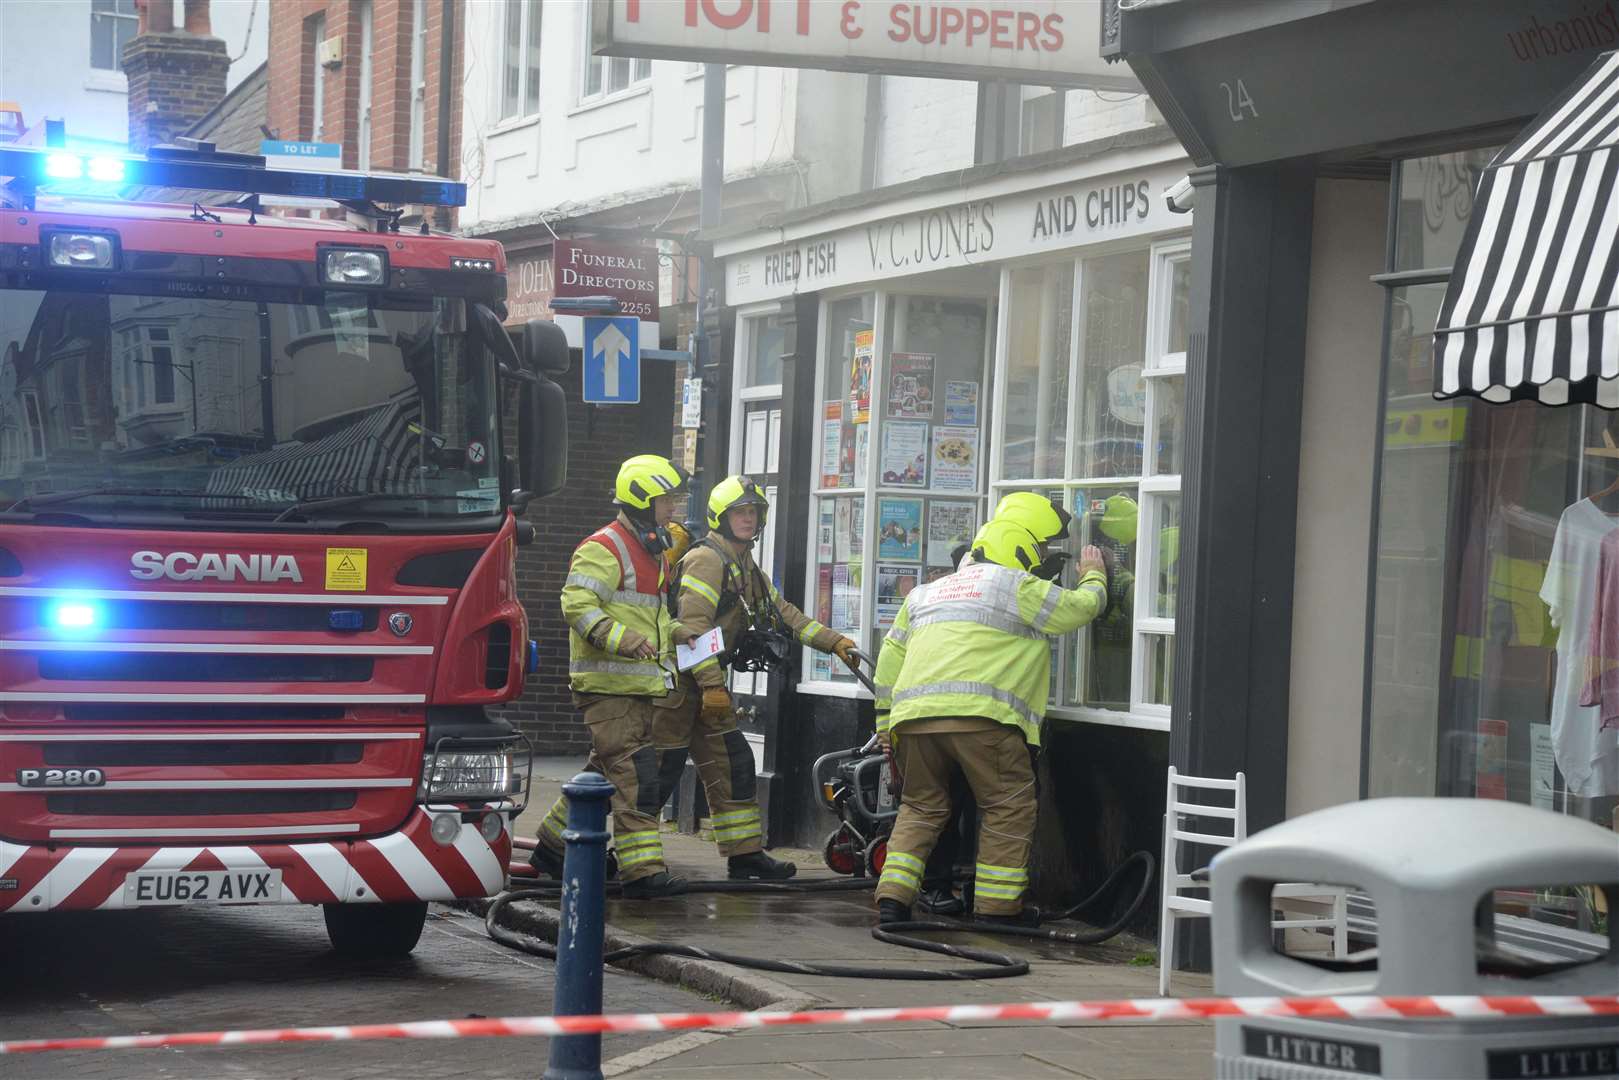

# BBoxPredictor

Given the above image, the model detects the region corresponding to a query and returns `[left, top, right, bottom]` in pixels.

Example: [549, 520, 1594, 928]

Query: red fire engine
[0, 140, 568, 957]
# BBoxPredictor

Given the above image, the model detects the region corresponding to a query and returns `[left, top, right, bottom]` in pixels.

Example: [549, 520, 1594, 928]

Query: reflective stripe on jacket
[563, 515, 680, 697]
[871, 561, 1107, 747]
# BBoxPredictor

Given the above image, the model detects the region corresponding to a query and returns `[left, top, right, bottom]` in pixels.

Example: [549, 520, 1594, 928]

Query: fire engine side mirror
[519, 376, 568, 504]
[523, 318, 571, 376]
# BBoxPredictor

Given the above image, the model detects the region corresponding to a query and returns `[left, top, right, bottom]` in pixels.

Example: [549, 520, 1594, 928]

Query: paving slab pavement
[492, 757, 1216, 1079]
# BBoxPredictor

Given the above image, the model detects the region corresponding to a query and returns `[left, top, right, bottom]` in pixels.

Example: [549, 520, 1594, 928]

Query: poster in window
[834, 499, 853, 561]
[816, 564, 833, 625]
[876, 562, 920, 630]
[852, 424, 869, 486]
[821, 402, 843, 488]
[880, 420, 929, 488]
[945, 380, 979, 425]
[876, 497, 922, 561]
[851, 498, 865, 557]
[929, 425, 979, 493]
[848, 328, 874, 424]
[831, 562, 862, 629]
[886, 352, 935, 420]
[1106, 363, 1148, 426]
[817, 501, 835, 563]
[926, 502, 977, 568]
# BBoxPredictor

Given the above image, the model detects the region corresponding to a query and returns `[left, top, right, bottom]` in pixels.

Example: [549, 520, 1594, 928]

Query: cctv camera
[1165, 175, 1195, 214]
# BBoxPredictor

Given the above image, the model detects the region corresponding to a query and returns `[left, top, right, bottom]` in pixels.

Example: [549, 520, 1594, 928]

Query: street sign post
[582, 315, 640, 405]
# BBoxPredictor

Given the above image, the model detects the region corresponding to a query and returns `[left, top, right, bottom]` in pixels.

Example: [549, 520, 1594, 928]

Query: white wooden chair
[1158, 767, 1349, 994]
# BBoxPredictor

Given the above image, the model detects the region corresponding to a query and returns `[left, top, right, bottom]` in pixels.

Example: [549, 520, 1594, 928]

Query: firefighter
[529, 454, 692, 899]
[871, 518, 1109, 925]
[659, 474, 860, 880]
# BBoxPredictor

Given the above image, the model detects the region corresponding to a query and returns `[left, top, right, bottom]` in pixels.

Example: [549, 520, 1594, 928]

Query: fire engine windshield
[0, 287, 503, 529]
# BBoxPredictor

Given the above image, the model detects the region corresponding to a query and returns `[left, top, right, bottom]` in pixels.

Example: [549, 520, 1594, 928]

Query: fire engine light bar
[48, 601, 100, 630]
[0, 146, 466, 207]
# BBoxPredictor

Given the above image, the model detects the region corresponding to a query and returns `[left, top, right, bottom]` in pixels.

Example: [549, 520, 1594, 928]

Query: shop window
[90, 0, 137, 71]
[805, 291, 996, 686]
[1366, 149, 1619, 839]
[501, 0, 543, 121]
[991, 240, 1187, 730]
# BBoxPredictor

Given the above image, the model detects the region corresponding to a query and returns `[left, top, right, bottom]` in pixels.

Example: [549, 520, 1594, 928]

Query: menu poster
[887, 352, 936, 420]
[821, 402, 844, 488]
[849, 328, 874, 424]
[930, 426, 979, 492]
[880, 420, 929, 488]
[926, 502, 977, 568]
[817, 501, 835, 562]
[945, 380, 979, 425]
[876, 497, 922, 561]
[876, 563, 920, 629]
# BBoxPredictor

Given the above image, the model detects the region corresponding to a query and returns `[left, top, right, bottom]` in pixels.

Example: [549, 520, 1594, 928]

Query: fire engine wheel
[323, 900, 429, 959]
[864, 837, 888, 878]
[822, 827, 863, 876]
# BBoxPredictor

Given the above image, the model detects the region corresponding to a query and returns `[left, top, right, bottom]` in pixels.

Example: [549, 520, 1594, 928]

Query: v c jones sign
[590, 0, 1140, 90]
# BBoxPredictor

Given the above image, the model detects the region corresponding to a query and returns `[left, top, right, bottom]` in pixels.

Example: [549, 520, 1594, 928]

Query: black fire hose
[483, 849, 1155, 981]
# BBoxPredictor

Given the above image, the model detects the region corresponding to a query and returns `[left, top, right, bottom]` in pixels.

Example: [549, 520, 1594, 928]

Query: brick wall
[497, 360, 677, 756]
[266, 0, 459, 186]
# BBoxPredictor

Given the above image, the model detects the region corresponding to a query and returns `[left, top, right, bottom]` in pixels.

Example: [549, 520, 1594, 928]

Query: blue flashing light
[329, 609, 365, 632]
[1, 146, 467, 207]
[48, 600, 100, 631]
[44, 152, 83, 180]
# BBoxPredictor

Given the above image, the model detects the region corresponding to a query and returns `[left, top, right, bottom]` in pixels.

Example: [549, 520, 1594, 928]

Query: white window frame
[579, 16, 652, 106]
[499, 0, 543, 122]
[355, 1, 374, 172]
[309, 14, 327, 142]
[89, 0, 137, 71]
[984, 237, 1191, 734]
[408, 0, 428, 170]
[118, 324, 181, 417]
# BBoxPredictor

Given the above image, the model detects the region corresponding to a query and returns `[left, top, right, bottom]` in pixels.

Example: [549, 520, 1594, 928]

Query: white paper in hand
[676, 627, 725, 671]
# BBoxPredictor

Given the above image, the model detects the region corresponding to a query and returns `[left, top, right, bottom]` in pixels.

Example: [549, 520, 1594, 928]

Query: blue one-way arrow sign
[582, 316, 640, 404]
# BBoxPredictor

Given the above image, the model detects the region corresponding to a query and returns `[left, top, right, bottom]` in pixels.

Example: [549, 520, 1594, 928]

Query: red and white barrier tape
[3, 996, 1616, 1055]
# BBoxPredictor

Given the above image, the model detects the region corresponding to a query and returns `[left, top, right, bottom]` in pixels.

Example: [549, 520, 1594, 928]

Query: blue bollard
[544, 771, 614, 1080]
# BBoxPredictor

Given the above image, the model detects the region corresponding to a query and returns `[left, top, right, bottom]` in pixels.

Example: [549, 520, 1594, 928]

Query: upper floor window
[583, 52, 650, 102]
[408, 0, 428, 169]
[501, 0, 543, 121]
[308, 14, 327, 141]
[90, 0, 137, 71]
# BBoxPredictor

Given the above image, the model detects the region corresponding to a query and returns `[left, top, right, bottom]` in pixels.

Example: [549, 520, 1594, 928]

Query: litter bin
[1210, 797, 1617, 1079]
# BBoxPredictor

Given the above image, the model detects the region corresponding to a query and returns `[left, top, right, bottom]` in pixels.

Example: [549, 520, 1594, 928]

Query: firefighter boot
[876, 899, 912, 925]
[621, 871, 688, 900]
[528, 842, 565, 881]
[974, 905, 1043, 929]
[727, 851, 797, 880]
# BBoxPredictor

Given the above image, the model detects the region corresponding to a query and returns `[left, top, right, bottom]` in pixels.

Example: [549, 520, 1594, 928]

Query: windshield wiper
[6, 488, 257, 512]
[272, 492, 480, 523]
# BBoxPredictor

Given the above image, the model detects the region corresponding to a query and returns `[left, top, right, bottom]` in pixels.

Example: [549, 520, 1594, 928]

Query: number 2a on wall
[1221, 79, 1259, 122]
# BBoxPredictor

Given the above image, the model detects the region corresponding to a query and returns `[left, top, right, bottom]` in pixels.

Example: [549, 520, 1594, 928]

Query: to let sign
[591, 0, 1139, 90]
[555, 238, 660, 322]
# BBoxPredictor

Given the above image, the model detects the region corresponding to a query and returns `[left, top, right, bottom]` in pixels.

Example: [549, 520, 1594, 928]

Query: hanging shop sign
[555, 238, 661, 323]
[504, 247, 555, 328]
[722, 159, 1186, 305]
[590, 0, 1140, 91]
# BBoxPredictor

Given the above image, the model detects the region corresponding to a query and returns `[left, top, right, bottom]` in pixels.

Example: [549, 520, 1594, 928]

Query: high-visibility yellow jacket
[872, 560, 1107, 747]
[563, 513, 683, 697]
[674, 535, 840, 688]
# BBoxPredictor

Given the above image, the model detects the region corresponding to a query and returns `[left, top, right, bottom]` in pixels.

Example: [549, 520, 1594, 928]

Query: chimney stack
[124, 0, 228, 156]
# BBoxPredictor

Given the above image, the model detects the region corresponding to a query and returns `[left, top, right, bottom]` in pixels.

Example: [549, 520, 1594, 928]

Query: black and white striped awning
[206, 395, 423, 503]
[1434, 49, 1619, 407]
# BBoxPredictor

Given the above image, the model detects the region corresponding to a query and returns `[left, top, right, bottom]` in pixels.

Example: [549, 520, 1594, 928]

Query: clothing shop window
[1366, 148, 1619, 884]
[990, 241, 1186, 732]
[501, 0, 543, 121]
[90, 0, 137, 71]
[803, 290, 996, 689]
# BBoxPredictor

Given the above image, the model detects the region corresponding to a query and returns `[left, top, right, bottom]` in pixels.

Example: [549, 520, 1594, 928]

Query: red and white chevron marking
[0, 809, 509, 913]
[2, 996, 1616, 1055]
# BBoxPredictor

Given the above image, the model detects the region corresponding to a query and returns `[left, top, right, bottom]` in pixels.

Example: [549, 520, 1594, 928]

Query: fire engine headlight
[320, 248, 387, 286]
[419, 747, 529, 802]
[46, 232, 116, 269]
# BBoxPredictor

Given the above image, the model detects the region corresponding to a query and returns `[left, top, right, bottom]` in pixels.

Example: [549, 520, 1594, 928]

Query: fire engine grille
[43, 741, 365, 767]
[62, 705, 346, 723]
[25, 600, 381, 633]
[38, 654, 373, 683]
[46, 791, 358, 816]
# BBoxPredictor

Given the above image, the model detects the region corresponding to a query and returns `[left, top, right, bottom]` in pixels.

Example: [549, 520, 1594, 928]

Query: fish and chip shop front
[704, 128, 1194, 907]
[1109, 0, 1617, 966]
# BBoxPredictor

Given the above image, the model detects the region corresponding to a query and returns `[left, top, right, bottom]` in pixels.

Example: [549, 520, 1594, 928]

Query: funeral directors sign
[720, 158, 1187, 305]
[590, 0, 1140, 90]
